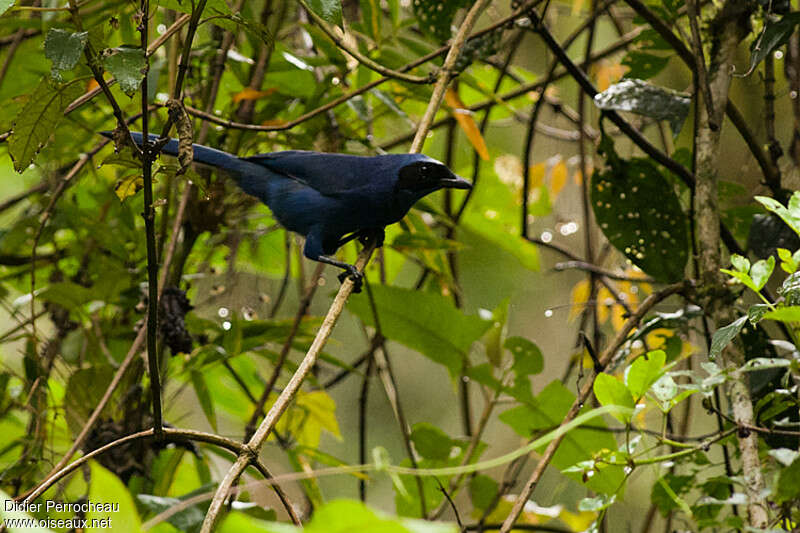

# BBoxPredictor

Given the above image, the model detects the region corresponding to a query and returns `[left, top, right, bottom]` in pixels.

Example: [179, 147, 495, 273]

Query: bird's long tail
[100, 131, 248, 175]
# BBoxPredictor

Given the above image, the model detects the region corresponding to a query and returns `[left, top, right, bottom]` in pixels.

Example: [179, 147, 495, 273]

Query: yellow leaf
[550, 160, 568, 200]
[559, 509, 597, 531]
[232, 87, 277, 103]
[573, 169, 583, 185]
[445, 87, 489, 160]
[569, 279, 591, 321]
[572, 0, 585, 14]
[114, 174, 143, 202]
[529, 162, 546, 188]
[596, 286, 613, 324]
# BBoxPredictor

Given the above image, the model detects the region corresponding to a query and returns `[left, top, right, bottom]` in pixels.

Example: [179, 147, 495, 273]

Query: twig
[244, 263, 325, 441]
[298, 0, 430, 84]
[554, 261, 655, 282]
[199, 245, 375, 532]
[686, 0, 716, 129]
[498, 282, 686, 532]
[22, 427, 299, 524]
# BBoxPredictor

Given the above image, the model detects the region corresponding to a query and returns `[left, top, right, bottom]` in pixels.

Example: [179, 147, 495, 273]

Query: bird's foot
[338, 268, 363, 293]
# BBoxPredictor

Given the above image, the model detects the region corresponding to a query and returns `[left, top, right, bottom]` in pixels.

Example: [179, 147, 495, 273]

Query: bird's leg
[305, 229, 363, 293]
[314, 255, 363, 293]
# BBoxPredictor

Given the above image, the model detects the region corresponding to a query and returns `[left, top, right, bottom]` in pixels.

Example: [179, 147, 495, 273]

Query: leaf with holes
[412, 0, 471, 41]
[622, 51, 670, 80]
[591, 155, 688, 282]
[44, 29, 88, 81]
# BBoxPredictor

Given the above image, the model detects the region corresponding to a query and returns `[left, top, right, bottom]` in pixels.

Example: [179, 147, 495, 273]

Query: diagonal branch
[197, 1, 493, 530]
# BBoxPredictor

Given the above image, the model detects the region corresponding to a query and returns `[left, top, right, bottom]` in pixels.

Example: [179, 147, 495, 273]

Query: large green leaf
[44, 29, 88, 81]
[591, 140, 689, 282]
[8, 78, 84, 172]
[347, 285, 492, 377]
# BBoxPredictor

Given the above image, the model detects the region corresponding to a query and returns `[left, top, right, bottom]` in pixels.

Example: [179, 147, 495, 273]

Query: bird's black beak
[440, 173, 472, 190]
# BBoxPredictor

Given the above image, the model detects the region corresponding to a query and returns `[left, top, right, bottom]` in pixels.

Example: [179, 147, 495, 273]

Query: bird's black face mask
[395, 161, 472, 195]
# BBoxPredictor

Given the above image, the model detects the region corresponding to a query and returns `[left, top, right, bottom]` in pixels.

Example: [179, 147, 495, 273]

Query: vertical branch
[139, 0, 163, 438]
[692, 1, 768, 528]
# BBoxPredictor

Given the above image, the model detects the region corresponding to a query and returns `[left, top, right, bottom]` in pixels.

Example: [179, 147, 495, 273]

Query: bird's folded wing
[244, 151, 376, 196]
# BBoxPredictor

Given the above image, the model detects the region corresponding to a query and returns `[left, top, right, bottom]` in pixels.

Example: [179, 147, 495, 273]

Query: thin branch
[244, 263, 325, 441]
[298, 0, 430, 84]
[199, 1, 493, 528]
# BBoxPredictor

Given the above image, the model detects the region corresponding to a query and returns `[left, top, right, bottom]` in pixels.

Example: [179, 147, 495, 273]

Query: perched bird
[103, 132, 471, 291]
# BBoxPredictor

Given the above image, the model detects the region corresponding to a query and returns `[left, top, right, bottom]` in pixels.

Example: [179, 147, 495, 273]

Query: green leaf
[778, 271, 800, 305]
[0, 1, 14, 15]
[593, 373, 635, 423]
[594, 79, 690, 135]
[347, 285, 492, 377]
[469, 475, 498, 511]
[506, 336, 544, 376]
[191, 370, 217, 432]
[101, 46, 146, 97]
[763, 306, 800, 323]
[625, 350, 666, 400]
[44, 29, 88, 81]
[410, 423, 454, 461]
[749, 256, 775, 290]
[730, 253, 750, 273]
[462, 211, 540, 271]
[709, 316, 747, 359]
[756, 193, 800, 238]
[482, 299, 508, 367]
[0, 489, 56, 532]
[412, 0, 470, 41]
[748, 13, 800, 74]
[591, 146, 688, 282]
[8, 78, 84, 172]
[40, 281, 95, 310]
[651, 474, 694, 517]
[308, 0, 343, 27]
[87, 461, 142, 530]
[621, 51, 670, 79]
[578, 494, 616, 512]
[137, 494, 206, 532]
[747, 303, 770, 325]
[775, 457, 800, 504]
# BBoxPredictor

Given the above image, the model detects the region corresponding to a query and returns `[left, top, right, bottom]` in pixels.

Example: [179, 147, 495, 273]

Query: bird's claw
[338, 269, 363, 293]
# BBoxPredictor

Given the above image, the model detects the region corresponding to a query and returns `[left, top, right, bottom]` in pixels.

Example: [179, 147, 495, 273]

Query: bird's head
[394, 157, 472, 201]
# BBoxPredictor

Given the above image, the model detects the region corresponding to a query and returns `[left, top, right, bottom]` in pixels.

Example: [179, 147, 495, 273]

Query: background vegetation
[0, 0, 799, 531]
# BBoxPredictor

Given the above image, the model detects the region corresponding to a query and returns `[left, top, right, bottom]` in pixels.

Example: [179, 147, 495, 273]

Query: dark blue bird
[104, 132, 471, 291]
